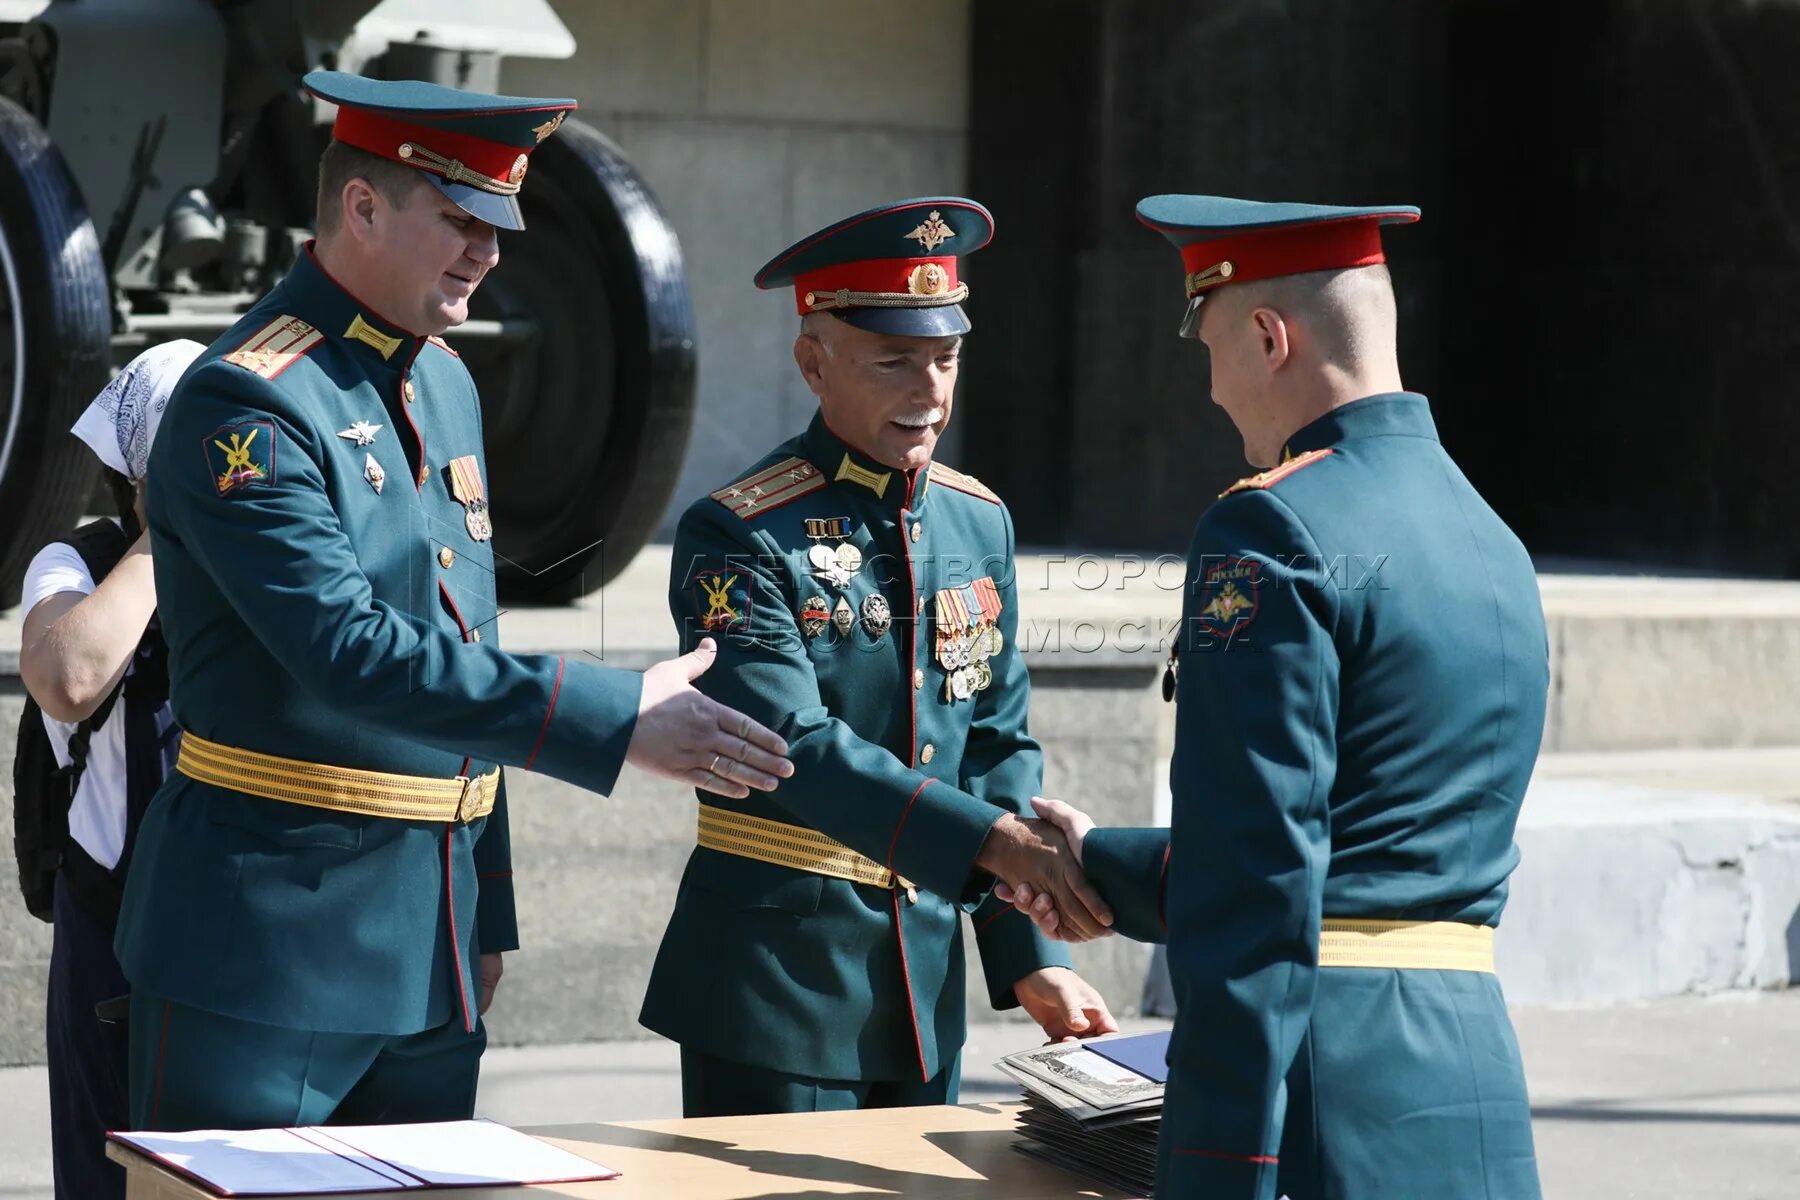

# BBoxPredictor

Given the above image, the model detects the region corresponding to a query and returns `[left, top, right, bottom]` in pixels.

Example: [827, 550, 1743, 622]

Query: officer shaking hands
[641, 198, 1115, 1118]
[115, 74, 790, 1133]
[1002, 197, 1549, 1199]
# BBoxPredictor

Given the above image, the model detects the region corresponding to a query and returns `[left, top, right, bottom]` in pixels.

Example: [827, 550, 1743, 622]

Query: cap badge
[906, 210, 955, 252]
[508, 154, 529, 185]
[908, 263, 949, 296]
[531, 112, 565, 143]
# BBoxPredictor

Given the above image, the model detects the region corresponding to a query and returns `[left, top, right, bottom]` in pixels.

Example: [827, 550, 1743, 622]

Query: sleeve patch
[692, 568, 753, 632]
[204, 419, 276, 495]
[1196, 556, 1261, 636]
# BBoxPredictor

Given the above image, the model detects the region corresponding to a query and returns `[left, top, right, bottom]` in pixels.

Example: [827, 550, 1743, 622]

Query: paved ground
[2, 992, 1797, 1198]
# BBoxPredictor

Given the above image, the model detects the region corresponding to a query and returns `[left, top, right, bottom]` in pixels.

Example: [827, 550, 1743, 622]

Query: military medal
[832, 595, 855, 635]
[363, 452, 385, 495]
[934, 577, 1005, 703]
[800, 595, 830, 639]
[806, 516, 860, 588]
[447, 455, 493, 541]
[337, 419, 383, 446]
[861, 592, 891, 639]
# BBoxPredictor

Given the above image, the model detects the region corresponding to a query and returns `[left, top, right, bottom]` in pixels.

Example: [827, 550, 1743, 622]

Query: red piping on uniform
[888, 780, 932, 871]
[891, 888, 931, 1084]
[1173, 1147, 1279, 1165]
[976, 904, 1019, 936]
[1159, 844, 1171, 932]
[446, 824, 473, 1033]
[524, 657, 564, 769]
[151, 1001, 173, 1127]
[303, 243, 417, 337]
[398, 341, 426, 492]
[478, 871, 513, 879]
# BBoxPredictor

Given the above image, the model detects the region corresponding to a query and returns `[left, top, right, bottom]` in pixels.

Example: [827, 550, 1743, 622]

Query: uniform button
[914, 668, 924, 689]
[418, 463, 431, 486]
[920, 743, 936, 764]
[470, 628, 482, 643]
[438, 546, 456, 569]
[916, 594, 925, 615]
[403, 380, 416, 403]
[910, 523, 922, 542]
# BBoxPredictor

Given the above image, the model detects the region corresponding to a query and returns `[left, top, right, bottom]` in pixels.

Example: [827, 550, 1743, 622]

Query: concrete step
[1146, 748, 1800, 1010]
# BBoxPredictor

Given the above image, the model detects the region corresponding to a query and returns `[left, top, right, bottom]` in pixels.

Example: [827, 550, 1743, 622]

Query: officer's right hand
[976, 813, 1113, 942]
[628, 638, 794, 798]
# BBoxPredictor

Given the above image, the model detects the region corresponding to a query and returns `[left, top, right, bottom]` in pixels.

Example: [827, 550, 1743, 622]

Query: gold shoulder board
[224, 316, 323, 380]
[1219, 448, 1335, 498]
[928, 461, 1000, 504]
[711, 456, 826, 520]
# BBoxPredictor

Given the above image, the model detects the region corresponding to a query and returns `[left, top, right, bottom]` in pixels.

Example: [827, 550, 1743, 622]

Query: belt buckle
[455, 776, 480, 823]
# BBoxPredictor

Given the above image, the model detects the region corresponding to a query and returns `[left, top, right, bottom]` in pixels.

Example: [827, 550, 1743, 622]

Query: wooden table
[106, 1102, 1128, 1199]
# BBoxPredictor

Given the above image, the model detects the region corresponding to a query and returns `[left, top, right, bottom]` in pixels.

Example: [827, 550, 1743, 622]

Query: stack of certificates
[997, 1030, 1170, 1196]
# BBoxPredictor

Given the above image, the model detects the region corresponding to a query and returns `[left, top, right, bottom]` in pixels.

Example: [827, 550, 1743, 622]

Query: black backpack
[12, 519, 135, 923]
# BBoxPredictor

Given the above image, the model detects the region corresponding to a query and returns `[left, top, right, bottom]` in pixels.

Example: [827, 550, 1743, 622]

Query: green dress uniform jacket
[1084, 393, 1547, 1199]
[115, 247, 642, 1039]
[640, 413, 1070, 1084]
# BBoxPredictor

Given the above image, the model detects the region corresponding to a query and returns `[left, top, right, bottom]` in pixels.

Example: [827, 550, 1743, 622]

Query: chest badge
[447, 455, 493, 541]
[337, 420, 383, 447]
[799, 595, 831, 639]
[832, 595, 855, 636]
[363, 452, 386, 495]
[861, 592, 892, 641]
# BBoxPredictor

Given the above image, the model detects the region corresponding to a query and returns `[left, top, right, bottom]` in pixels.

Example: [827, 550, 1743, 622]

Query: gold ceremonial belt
[1319, 919, 1496, 974]
[177, 734, 499, 824]
[697, 804, 918, 901]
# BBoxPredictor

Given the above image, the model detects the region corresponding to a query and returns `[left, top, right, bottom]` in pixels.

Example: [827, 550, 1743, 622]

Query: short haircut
[1234, 264, 1397, 371]
[314, 141, 429, 234]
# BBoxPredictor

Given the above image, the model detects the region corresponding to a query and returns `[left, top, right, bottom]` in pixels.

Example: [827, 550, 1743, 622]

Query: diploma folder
[107, 1119, 619, 1195]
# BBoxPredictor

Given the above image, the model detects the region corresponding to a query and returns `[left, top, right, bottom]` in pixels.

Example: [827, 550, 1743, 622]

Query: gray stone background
[500, 0, 974, 539]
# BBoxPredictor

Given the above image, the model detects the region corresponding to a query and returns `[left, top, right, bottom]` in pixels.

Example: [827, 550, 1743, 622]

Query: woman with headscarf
[18, 339, 203, 1200]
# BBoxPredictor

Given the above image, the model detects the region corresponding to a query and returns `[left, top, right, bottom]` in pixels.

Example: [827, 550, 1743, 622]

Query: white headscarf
[70, 339, 207, 482]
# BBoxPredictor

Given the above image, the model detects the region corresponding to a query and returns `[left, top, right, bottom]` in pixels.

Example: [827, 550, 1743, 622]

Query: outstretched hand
[976, 813, 1113, 942]
[994, 797, 1102, 940]
[626, 638, 794, 798]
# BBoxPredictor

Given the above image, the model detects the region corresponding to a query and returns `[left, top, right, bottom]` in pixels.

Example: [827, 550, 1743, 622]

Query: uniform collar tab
[287, 244, 423, 368]
[800, 411, 928, 510]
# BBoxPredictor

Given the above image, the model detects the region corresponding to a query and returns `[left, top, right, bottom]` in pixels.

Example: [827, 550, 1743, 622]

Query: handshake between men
[992, 797, 1100, 941]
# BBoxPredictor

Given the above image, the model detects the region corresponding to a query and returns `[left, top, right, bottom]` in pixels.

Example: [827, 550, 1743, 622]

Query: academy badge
[1196, 557, 1261, 637]
[693, 570, 751, 633]
[832, 595, 855, 635]
[447, 455, 493, 541]
[363, 452, 385, 495]
[204, 419, 275, 496]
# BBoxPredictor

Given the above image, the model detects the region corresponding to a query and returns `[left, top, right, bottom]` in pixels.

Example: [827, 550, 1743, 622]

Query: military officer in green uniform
[640, 198, 1118, 1116]
[115, 73, 792, 1131]
[1000, 197, 1548, 1198]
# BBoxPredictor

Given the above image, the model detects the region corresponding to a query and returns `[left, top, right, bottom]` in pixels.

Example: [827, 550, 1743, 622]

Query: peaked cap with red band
[1137, 195, 1420, 338]
[304, 70, 577, 232]
[755, 197, 994, 337]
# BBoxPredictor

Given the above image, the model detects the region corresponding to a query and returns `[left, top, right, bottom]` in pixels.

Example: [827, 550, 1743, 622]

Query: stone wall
[501, 0, 973, 538]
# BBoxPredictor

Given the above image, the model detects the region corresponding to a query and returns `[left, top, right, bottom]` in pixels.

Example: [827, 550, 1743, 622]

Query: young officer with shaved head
[1002, 197, 1550, 1199]
[641, 198, 1118, 1116]
[116, 73, 791, 1132]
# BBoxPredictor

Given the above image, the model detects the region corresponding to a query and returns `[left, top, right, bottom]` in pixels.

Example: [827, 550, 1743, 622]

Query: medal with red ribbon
[447, 455, 493, 541]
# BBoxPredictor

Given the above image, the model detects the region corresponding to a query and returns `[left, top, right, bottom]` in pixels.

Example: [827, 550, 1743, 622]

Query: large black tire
[0, 96, 111, 609]
[452, 116, 696, 603]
